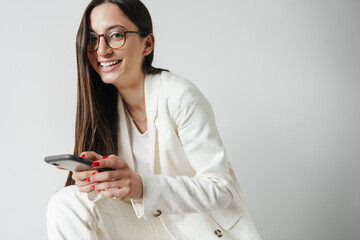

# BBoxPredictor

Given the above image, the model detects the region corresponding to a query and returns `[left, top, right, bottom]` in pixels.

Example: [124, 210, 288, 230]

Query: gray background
[0, 0, 359, 239]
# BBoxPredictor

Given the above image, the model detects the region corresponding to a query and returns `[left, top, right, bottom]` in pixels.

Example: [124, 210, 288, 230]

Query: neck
[115, 72, 146, 114]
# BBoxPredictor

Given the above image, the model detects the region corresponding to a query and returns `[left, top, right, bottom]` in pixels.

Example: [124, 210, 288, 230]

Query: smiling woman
[46, 0, 261, 239]
[86, 3, 151, 86]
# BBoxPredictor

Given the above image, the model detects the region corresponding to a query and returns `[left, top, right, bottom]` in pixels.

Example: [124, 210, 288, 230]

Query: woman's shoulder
[153, 71, 211, 111]
[158, 71, 201, 98]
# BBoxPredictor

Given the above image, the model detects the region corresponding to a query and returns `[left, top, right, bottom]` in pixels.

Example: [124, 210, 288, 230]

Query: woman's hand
[72, 151, 103, 193]
[72, 151, 143, 199]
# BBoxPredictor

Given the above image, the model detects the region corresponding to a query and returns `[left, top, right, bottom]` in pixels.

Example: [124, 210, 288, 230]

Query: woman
[47, 0, 261, 239]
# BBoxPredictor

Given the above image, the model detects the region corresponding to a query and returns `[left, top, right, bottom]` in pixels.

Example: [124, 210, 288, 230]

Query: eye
[109, 31, 125, 39]
[107, 27, 126, 40]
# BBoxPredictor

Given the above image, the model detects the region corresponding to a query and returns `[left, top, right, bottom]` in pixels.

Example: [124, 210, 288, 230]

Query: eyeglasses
[87, 27, 148, 52]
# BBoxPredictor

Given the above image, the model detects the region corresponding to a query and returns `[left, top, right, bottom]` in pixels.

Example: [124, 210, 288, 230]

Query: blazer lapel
[117, 73, 161, 174]
[144, 73, 161, 174]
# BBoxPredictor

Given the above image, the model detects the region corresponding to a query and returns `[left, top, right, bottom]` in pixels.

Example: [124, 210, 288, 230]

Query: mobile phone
[44, 154, 114, 172]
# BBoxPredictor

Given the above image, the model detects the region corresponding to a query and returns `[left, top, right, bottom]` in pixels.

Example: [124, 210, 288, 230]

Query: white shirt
[125, 112, 151, 175]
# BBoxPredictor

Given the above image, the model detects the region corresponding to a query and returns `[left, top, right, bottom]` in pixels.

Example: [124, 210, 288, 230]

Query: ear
[143, 33, 154, 56]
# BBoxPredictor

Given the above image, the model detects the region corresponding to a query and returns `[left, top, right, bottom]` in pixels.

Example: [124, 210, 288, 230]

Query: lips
[98, 60, 121, 68]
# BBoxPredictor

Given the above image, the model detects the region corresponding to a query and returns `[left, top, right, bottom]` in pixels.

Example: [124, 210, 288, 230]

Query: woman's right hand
[72, 151, 102, 193]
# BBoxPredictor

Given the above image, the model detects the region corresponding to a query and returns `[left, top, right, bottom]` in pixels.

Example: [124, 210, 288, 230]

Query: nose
[97, 35, 111, 56]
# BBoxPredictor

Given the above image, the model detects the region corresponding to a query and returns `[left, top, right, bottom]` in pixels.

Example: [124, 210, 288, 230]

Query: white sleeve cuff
[131, 198, 145, 218]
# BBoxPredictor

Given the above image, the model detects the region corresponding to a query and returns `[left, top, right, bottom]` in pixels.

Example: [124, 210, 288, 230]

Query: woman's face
[87, 3, 150, 87]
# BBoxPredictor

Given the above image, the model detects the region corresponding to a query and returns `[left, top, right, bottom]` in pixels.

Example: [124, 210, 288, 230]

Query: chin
[98, 72, 120, 85]
[100, 77, 118, 85]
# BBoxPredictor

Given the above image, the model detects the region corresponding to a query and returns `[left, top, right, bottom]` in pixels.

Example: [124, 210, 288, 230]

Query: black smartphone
[44, 154, 114, 172]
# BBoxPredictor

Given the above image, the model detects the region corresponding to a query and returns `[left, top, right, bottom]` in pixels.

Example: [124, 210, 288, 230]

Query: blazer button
[214, 229, 223, 237]
[153, 210, 162, 217]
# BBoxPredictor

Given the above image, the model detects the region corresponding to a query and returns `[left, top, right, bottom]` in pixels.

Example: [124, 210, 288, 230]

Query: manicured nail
[80, 154, 85, 158]
[92, 185, 95, 190]
[92, 171, 97, 175]
[86, 177, 91, 182]
[102, 156, 108, 159]
[92, 162, 100, 167]
[98, 190, 101, 193]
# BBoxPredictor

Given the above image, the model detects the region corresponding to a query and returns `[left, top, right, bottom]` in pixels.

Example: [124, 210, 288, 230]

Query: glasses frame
[87, 28, 148, 52]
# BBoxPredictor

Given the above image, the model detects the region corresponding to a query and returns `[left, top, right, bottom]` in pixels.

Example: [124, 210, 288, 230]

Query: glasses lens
[106, 28, 126, 49]
[87, 32, 98, 51]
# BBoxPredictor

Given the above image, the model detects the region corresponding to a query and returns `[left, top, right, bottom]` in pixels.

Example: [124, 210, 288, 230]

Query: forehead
[89, 3, 137, 32]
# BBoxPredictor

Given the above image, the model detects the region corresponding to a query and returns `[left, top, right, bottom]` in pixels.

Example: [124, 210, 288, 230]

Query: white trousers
[47, 186, 172, 240]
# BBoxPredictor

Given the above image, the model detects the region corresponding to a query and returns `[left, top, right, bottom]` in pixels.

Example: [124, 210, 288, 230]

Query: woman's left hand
[87, 154, 143, 199]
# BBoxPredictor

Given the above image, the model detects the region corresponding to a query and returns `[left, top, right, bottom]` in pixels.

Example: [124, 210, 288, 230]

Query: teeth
[99, 60, 120, 67]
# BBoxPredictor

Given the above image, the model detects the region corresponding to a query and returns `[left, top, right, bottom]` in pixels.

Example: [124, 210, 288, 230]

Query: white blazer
[116, 71, 261, 240]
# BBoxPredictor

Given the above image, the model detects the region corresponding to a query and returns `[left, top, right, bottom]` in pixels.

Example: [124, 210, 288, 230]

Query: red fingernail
[98, 190, 101, 193]
[102, 156, 108, 159]
[92, 185, 95, 190]
[92, 171, 97, 175]
[86, 177, 91, 182]
[80, 154, 85, 158]
[92, 162, 100, 167]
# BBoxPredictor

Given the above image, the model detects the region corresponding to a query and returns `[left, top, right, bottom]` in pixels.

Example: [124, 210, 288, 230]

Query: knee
[47, 186, 72, 215]
[47, 185, 89, 219]
[47, 186, 97, 238]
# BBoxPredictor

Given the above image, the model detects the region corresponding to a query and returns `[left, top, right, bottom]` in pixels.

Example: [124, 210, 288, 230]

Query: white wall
[0, 0, 359, 239]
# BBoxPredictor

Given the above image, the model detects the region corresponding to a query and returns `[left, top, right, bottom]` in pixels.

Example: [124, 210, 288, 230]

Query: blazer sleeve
[132, 79, 237, 219]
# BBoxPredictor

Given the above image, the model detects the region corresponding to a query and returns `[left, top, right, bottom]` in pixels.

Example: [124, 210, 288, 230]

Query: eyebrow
[90, 24, 127, 33]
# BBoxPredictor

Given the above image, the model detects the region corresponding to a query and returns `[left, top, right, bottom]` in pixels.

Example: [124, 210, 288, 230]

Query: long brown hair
[65, 0, 166, 186]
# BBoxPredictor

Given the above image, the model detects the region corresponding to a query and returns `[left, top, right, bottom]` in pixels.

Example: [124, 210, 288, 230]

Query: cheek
[125, 41, 145, 63]
[126, 48, 145, 68]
